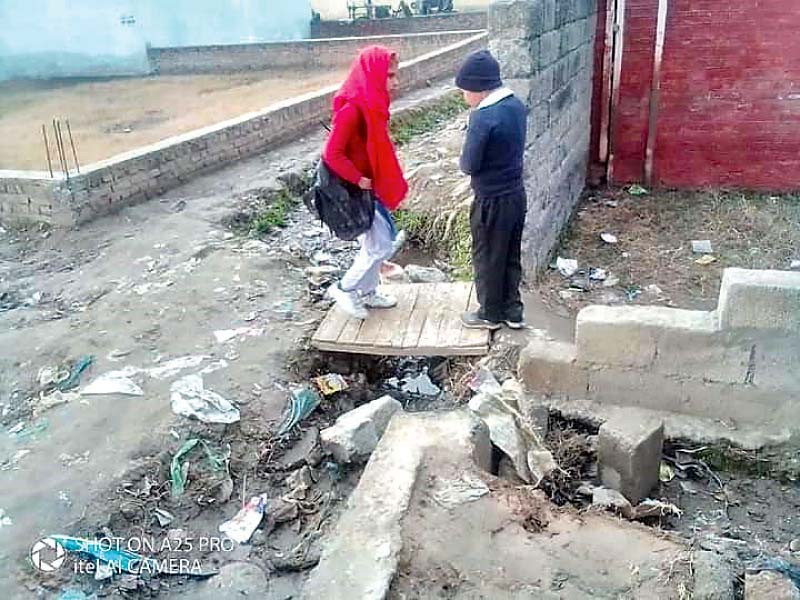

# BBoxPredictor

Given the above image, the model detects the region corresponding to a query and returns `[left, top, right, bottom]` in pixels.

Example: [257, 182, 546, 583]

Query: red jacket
[321, 45, 408, 211]
[322, 102, 371, 186]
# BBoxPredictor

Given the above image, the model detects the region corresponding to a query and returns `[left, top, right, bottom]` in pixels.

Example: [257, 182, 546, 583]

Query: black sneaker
[503, 319, 526, 330]
[461, 311, 502, 331]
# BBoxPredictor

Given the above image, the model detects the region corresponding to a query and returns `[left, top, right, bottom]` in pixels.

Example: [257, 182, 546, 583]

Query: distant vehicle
[345, 0, 454, 20]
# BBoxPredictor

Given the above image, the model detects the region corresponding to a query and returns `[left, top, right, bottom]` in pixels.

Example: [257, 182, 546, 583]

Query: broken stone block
[320, 395, 403, 463]
[746, 571, 800, 600]
[693, 551, 735, 600]
[598, 412, 664, 504]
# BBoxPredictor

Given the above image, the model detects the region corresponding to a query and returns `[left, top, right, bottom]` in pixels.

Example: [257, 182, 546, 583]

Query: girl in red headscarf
[322, 45, 408, 320]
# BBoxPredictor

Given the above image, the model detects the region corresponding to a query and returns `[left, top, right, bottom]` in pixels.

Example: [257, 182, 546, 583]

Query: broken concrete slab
[598, 411, 664, 504]
[320, 395, 403, 463]
[746, 570, 800, 600]
[302, 410, 491, 600]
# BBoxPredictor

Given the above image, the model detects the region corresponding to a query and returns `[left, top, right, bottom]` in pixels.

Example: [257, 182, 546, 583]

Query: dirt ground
[0, 70, 347, 171]
[539, 187, 800, 315]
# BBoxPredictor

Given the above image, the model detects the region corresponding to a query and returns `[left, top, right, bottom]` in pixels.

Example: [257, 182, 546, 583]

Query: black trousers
[470, 190, 526, 323]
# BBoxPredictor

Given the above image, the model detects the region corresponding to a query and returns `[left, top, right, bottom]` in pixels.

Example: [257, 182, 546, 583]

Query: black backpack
[305, 160, 374, 241]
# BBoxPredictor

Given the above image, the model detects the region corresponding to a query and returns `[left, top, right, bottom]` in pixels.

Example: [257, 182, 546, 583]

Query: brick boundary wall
[310, 11, 487, 38]
[490, 0, 599, 276]
[0, 33, 488, 228]
[149, 30, 484, 75]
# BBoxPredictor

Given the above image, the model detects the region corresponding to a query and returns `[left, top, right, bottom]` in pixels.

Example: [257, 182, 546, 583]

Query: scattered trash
[588, 268, 608, 281]
[600, 233, 618, 244]
[82, 373, 144, 396]
[107, 349, 132, 362]
[559, 290, 575, 300]
[59, 451, 91, 467]
[432, 474, 490, 509]
[35, 390, 79, 414]
[660, 462, 675, 482]
[467, 365, 502, 395]
[95, 562, 114, 581]
[170, 374, 240, 424]
[603, 275, 620, 288]
[626, 184, 649, 196]
[556, 257, 579, 278]
[0, 508, 12, 527]
[170, 438, 229, 497]
[9, 420, 48, 442]
[691, 240, 713, 254]
[645, 284, 665, 297]
[695, 255, 717, 266]
[604, 200, 619, 208]
[790, 539, 800, 553]
[277, 387, 321, 436]
[391, 371, 440, 396]
[148, 355, 209, 379]
[171, 439, 201, 497]
[469, 378, 556, 485]
[405, 264, 447, 284]
[1, 449, 31, 471]
[632, 499, 682, 520]
[219, 494, 270, 543]
[38, 366, 63, 388]
[625, 286, 642, 301]
[154, 508, 175, 527]
[791, 259, 800, 271]
[313, 374, 349, 396]
[57, 356, 94, 391]
[213, 327, 263, 344]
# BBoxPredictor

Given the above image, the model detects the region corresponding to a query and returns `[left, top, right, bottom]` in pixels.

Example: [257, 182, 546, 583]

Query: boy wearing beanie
[456, 49, 528, 330]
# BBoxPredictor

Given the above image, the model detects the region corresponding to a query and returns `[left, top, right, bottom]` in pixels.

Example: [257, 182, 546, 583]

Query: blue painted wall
[0, 0, 312, 80]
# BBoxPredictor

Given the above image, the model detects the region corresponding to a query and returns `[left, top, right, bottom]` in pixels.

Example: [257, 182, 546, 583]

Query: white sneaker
[363, 290, 397, 309]
[390, 230, 407, 258]
[328, 285, 368, 320]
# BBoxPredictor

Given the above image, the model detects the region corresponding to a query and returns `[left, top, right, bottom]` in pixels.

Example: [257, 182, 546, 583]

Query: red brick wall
[604, 0, 800, 190]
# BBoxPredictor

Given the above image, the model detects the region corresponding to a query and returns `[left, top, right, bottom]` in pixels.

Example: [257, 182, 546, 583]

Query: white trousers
[340, 208, 394, 295]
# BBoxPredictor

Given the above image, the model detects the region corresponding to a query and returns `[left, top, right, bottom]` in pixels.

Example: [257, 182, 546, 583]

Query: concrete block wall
[519, 268, 800, 434]
[310, 11, 487, 38]
[489, 0, 598, 275]
[149, 31, 481, 75]
[0, 33, 487, 227]
[0, 174, 71, 226]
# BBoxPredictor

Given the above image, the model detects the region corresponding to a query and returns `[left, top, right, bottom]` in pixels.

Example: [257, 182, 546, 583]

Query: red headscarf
[333, 45, 408, 210]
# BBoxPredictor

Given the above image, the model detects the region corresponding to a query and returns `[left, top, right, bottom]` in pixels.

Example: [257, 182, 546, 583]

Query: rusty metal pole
[42, 124, 53, 178]
[65, 119, 80, 173]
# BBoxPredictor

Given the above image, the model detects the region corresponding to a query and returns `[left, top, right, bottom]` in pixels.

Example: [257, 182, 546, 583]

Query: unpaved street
[0, 133, 333, 598]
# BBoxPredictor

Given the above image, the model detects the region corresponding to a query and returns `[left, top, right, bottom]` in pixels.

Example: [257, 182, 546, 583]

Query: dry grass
[540, 188, 800, 313]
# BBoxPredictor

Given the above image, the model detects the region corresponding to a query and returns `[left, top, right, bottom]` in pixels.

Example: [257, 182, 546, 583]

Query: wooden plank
[311, 283, 490, 356]
[311, 305, 350, 346]
[434, 281, 472, 350]
[337, 312, 364, 346]
[401, 283, 434, 349]
[373, 285, 419, 348]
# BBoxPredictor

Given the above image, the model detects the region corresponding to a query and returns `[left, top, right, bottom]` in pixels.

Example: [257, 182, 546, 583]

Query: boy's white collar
[478, 87, 514, 109]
